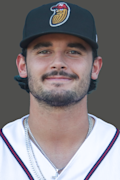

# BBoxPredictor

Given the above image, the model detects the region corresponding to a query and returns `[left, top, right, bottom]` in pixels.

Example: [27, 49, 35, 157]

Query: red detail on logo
[52, 4, 68, 10]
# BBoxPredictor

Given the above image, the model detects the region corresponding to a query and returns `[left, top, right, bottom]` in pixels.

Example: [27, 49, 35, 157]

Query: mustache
[41, 71, 79, 81]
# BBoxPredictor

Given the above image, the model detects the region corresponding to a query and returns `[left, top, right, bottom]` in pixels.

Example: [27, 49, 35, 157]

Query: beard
[27, 70, 91, 107]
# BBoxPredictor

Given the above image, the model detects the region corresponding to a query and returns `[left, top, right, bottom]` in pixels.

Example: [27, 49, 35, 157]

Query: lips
[41, 71, 79, 81]
[45, 76, 72, 81]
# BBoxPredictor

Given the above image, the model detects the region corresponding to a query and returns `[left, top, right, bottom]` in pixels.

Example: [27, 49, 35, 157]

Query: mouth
[41, 71, 79, 82]
[45, 76, 72, 82]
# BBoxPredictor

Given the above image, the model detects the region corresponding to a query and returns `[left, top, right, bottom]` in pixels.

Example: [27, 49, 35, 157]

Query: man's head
[15, 1, 102, 106]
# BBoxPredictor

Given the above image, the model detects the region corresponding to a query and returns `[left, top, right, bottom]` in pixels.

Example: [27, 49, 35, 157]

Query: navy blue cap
[20, 1, 98, 49]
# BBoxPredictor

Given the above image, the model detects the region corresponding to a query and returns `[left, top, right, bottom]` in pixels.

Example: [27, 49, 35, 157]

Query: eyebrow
[32, 42, 87, 51]
[67, 43, 87, 51]
[33, 42, 52, 50]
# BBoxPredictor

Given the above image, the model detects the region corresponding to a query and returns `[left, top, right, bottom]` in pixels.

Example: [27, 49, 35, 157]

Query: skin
[16, 33, 102, 170]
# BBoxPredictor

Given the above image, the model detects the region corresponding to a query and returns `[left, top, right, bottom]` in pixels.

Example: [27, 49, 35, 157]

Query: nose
[50, 53, 67, 71]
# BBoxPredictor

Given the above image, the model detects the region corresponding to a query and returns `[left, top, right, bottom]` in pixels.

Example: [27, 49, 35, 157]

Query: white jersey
[0, 114, 120, 180]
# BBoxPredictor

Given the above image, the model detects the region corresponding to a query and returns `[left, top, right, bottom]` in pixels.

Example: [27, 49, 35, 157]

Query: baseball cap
[20, 1, 98, 49]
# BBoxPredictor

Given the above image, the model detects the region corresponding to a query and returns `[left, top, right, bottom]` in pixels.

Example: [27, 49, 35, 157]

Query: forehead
[27, 33, 92, 50]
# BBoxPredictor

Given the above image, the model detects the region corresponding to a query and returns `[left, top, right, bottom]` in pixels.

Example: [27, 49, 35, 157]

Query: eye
[69, 50, 81, 55]
[38, 50, 50, 54]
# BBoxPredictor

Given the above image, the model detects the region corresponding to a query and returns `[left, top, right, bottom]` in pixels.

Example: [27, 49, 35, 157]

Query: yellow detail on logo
[50, 2, 70, 27]
[52, 9, 68, 25]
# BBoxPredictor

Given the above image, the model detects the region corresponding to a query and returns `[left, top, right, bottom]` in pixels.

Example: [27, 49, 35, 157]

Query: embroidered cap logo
[49, 2, 70, 27]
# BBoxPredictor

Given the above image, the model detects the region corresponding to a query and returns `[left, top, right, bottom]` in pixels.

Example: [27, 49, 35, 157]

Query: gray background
[0, 0, 120, 129]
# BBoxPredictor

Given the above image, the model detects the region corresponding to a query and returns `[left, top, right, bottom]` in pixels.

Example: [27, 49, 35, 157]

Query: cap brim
[20, 31, 98, 49]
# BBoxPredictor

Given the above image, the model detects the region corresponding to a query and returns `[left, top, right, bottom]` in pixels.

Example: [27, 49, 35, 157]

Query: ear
[16, 54, 27, 78]
[91, 56, 103, 80]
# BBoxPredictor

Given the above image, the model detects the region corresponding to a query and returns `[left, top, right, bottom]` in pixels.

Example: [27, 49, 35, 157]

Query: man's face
[26, 33, 94, 107]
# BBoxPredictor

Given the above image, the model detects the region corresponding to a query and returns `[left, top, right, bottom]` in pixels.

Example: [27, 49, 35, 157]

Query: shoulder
[0, 114, 29, 145]
[0, 115, 29, 171]
[89, 113, 119, 131]
[89, 113, 120, 147]
[1, 114, 29, 134]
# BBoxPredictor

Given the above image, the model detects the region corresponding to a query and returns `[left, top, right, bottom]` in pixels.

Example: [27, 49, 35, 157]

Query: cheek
[27, 56, 49, 76]
[70, 60, 91, 78]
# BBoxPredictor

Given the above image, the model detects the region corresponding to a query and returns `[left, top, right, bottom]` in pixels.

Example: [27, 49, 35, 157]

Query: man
[0, 1, 120, 180]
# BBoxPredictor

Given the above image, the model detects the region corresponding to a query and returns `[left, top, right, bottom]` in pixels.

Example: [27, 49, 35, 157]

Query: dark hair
[15, 47, 98, 94]
[22, 48, 27, 59]
[88, 48, 98, 94]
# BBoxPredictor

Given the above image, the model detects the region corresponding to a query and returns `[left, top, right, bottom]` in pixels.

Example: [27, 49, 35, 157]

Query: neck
[29, 94, 89, 141]
[27, 94, 90, 168]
